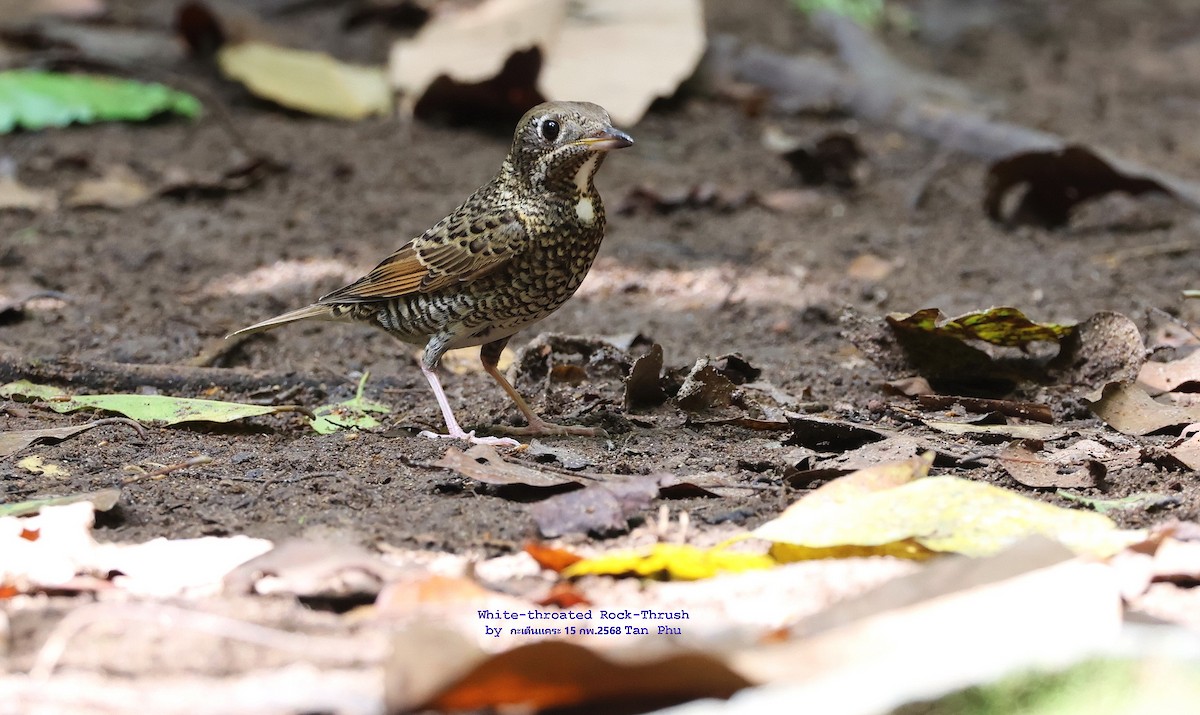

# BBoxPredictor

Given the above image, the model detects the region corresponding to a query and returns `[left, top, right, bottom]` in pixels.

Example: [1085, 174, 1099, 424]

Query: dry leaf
[388, 0, 705, 125]
[66, 164, 152, 209]
[754, 471, 1141, 560]
[998, 441, 1100, 489]
[387, 628, 751, 713]
[986, 145, 1170, 228]
[564, 543, 774, 581]
[16, 455, 69, 477]
[523, 541, 582, 572]
[219, 41, 391, 120]
[530, 475, 659, 538]
[435, 444, 580, 488]
[1089, 382, 1200, 436]
[0, 175, 57, 212]
[1167, 428, 1200, 470]
[846, 253, 894, 282]
[1139, 350, 1200, 395]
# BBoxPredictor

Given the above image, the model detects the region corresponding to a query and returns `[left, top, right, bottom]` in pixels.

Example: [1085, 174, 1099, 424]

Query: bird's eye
[540, 118, 560, 143]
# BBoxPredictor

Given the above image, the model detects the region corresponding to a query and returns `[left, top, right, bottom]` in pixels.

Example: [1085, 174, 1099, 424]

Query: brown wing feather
[317, 209, 527, 305]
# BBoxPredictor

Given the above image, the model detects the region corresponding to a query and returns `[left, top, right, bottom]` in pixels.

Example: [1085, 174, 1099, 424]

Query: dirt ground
[3, 0, 1200, 702]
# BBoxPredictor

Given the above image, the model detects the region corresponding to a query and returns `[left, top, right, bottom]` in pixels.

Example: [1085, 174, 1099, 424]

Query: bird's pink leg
[419, 363, 520, 447]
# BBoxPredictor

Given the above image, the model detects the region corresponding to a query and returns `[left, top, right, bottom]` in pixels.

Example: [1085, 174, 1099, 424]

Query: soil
[3, 0, 1200, 698]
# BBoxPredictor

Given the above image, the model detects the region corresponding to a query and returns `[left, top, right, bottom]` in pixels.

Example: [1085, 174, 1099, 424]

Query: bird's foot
[493, 418, 608, 438]
[419, 429, 521, 448]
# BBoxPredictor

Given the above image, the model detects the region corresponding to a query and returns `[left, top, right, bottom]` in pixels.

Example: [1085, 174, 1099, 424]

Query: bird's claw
[419, 429, 521, 448]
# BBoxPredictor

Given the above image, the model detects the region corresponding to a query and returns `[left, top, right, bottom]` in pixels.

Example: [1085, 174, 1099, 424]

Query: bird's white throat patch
[573, 155, 599, 193]
[575, 196, 596, 224]
[573, 155, 600, 224]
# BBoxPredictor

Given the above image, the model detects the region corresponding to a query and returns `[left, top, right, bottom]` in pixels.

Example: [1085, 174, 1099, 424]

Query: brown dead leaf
[1167, 429, 1200, 470]
[986, 145, 1169, 228]
[388, 630, 751, 713]
[65, 164, 152, 209]
[534, 581, 591, 609]
[624, 343, 667, 410]
[998, 441, 1101, 489]
[435, 445, 581, 489]
[756, 188, 826, 214]
[674, 357, 738, 412]
[883, 376, 936, 396]
[779, 131, 865, 189]
[0, 417, 142, 458]
[0, 175, 57, 212]
[389, 0, 705, 125]
[784, 414, 890, 451]
[1089, 382, 1200, 436]
[223, 539, 400, 600]
[846, 253, 894, 282]
[1139, 350, 1200, 395]
[1049, 311, 1146, 392]
[530, 475, 660, 538]
[375, 574, 496, 614]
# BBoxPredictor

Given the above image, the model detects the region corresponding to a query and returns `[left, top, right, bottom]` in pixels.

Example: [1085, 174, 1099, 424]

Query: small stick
[121, 456, 213, 486]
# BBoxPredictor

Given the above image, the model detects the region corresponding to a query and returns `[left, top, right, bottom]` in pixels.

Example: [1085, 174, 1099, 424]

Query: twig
[120, 455, 214, 485]
[0, 349, 335, 395]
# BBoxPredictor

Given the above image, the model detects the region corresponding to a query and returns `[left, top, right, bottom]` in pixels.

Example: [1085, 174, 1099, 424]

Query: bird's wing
[318, 210, 528, 304]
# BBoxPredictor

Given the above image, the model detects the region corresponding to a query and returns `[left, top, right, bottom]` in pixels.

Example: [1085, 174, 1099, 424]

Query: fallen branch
[0, 349, 336, 396]
[708, 16, 1200, 212]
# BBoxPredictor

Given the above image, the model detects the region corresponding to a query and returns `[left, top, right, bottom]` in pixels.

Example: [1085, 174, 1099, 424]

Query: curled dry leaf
[0, 175, 57, 212]
[624, 343, 667, 410]
[674, 357, 737, 412]
[388, 631, 752, 713]
[784, 413, 890, 451]
[1048, 311, 1145, 392]
[65, 164, 152, 209]
[1089, 382, 1200, 436]
[986, 145, 1170, 229]
[0, 417, 142, 458]
[224, 539, 401, 601]
[389, 0, 705, 125]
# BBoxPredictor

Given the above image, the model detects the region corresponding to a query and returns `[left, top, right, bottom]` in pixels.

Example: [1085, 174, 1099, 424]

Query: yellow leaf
[563, 543, 774, 581]
[218, 42, 391, 120]
[755, 474, 1143, 560]
[16, 454, 70, 477]
[804, 451, 932, 507]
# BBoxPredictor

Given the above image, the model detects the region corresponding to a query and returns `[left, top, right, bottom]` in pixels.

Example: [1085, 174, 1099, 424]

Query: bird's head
[506, 101, 634, 194]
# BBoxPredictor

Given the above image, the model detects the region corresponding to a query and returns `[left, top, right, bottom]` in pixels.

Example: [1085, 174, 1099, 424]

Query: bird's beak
[577, 127, 634, 151]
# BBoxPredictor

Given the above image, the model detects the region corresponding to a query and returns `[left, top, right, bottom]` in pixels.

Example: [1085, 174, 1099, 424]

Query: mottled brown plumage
[231, 101, 633, 445]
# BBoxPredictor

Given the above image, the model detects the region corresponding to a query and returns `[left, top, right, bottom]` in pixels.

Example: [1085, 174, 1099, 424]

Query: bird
[230, 101, 633, 446]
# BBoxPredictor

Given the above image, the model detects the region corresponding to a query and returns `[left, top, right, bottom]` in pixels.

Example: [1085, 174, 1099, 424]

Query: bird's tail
[226, 304, 338, 338]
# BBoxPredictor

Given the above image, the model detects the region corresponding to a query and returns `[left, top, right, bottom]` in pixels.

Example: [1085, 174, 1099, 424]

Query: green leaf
[887, 307, 1075, 348]
[309, 372, 391, 434]
[0, 70, 201, 134]
[0, 380, 310, 425]
[0, 488, 121, 518]
[791, 0, 885, 26]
